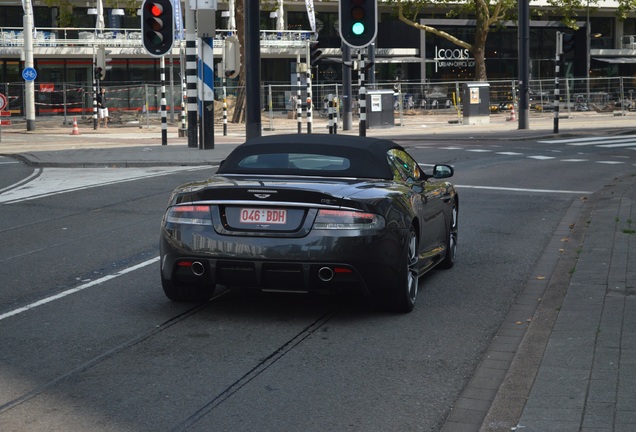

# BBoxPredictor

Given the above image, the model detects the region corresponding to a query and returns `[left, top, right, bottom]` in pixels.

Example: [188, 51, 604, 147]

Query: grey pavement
[1, 114, 636, 431]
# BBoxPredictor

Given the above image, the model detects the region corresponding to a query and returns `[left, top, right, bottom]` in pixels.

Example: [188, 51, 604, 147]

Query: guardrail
[0, 27, 316, 49]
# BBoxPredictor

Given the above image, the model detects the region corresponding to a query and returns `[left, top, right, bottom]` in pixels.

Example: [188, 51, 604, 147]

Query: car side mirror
[432, 164, 454, 179]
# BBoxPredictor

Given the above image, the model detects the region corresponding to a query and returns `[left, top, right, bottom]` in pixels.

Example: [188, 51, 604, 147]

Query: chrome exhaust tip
[318, 267, 334, 282]
[191, 261, 205, 276]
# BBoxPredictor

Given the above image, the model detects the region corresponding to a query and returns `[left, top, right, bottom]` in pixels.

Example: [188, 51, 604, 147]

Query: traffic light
[562, 32, 575, 54]
[141, 0, 174, 57]
[309, 41, 323, 67]
[338, 0, 378, 49]
[96, 46, 112, 80]
[223, 35, 241, 79]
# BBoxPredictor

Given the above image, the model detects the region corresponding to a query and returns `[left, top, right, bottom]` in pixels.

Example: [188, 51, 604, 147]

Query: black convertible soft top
[217, 134, 404, 179]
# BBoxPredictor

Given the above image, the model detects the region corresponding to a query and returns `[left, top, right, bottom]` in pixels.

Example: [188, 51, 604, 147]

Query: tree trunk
[472, 10, 489, 81]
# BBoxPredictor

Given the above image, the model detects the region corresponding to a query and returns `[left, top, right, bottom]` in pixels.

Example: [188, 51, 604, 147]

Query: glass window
[387, 149, 421, 182]
[238, 153, 350, 171]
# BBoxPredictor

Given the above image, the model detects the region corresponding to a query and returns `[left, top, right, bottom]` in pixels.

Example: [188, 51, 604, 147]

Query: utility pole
[554, 31, 562, 134]
[518, 0, 530, 130]
[245, 0, 261, 139]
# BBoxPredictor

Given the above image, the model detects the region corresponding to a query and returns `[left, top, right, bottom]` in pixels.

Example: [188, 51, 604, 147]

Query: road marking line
[596, 161, 625, 164]
[538, 134, 636, 144]
[496, 152, 523, 156]
[456, 185, 592, 194]
[0, 257, 160, 322]
[527, 155, 556, 160]
[597, 142, 636, 148]
[0, 168, 42, 194]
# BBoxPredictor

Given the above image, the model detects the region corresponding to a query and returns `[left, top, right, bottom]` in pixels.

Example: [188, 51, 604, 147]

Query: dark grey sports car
[160, 134, 458, 312]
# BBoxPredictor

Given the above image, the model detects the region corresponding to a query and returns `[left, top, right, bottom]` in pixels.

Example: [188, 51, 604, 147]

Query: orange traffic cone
[70, 117, 80, 135]
[508, 105, 516, 122]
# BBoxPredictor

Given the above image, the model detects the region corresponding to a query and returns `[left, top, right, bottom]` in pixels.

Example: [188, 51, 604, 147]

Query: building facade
[1, 1, 636, 114]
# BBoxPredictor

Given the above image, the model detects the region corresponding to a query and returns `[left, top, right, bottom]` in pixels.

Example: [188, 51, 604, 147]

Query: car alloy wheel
[391, 226, 419, 313]
[440, 200, 458, 269]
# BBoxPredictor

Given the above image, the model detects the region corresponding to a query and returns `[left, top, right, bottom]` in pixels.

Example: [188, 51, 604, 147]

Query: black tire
[389, 226, 419, 313]
[439, 200, 458, 269]
[161, 274, 216, 302]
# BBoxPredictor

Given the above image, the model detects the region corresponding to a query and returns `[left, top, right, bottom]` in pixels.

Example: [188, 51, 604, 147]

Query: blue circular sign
[22, 67, 37, 81]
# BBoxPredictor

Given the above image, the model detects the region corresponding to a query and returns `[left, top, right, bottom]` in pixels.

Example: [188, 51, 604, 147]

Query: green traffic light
[352, 22, 365, 35]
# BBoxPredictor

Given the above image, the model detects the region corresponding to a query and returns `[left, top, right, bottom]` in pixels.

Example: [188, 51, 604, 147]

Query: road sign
[22, 67, 37, 81]
[0, 93, 7, 111]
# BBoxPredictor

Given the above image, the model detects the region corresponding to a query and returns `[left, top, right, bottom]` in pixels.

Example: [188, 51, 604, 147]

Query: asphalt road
[0, 135, 634, 431]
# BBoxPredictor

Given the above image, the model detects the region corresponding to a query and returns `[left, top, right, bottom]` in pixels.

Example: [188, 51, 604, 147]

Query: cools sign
[434, 46, 474, 71]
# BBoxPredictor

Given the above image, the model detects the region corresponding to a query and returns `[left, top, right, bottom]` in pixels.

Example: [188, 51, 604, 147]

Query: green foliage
[43, 0, 75, 27]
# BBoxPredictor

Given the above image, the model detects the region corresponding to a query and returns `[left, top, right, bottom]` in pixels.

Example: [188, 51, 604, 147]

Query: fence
[3, 77, 636, 127]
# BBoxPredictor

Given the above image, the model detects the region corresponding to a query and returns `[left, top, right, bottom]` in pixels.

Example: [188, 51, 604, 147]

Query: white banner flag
[305, 0, 316, 34]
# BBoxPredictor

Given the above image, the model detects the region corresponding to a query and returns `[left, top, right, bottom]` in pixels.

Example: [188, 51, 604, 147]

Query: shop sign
[434, 46, 475, 72]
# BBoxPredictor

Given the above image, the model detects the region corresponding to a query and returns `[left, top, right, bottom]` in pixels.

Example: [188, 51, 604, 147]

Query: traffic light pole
[328, 94, 337, 134]
[306, 69, 313, 134]
[554, 31, 562, 134]
[342, 43, 352, 131]
[92, 46, 98, 130]
[184, 5, 197, 148]
[160, 55, 167, 145]
[222, 38, 228, 136]
[358, 50, 366, 137]
[306, 41, 313, 134]
[296, 61, 302, 134]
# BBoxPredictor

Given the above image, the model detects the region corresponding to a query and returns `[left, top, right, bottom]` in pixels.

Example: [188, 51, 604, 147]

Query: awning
[594, 57, 636, 64]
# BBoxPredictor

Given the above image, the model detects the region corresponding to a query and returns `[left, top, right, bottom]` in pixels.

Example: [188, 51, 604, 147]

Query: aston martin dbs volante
[160, 134, 458, 312]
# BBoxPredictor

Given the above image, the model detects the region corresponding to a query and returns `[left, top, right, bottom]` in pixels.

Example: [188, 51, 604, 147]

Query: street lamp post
[586, 1, 591, 102]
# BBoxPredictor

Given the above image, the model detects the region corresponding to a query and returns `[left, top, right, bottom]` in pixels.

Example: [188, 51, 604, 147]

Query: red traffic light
[148, 3, 163, 17]
[141, 0, 174, 57]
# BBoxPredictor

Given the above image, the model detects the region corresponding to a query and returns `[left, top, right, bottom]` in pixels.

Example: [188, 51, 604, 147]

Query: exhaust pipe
[318, 267, 334, 282]
[191, 261, 205, 276]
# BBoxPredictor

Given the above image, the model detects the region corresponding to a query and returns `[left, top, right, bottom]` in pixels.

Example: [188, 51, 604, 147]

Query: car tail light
[313, 209, 385, 230]
[165, 205, 212, 226]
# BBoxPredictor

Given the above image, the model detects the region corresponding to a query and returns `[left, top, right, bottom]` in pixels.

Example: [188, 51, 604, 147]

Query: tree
[391, 0, 636, 81]
[391, 0, 517, 81]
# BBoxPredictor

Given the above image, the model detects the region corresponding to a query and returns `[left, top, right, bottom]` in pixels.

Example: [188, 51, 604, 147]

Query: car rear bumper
[160, 226, 405, 294]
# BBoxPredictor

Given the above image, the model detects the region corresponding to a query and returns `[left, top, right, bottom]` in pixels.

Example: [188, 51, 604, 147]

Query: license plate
[239, 208, 287, 224]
